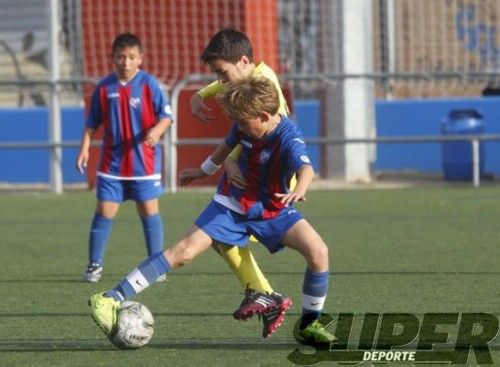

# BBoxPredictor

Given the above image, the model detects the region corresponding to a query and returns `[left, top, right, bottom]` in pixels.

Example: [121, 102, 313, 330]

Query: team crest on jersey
[129, 97, 141, 108]
[260, 149, 271, 164]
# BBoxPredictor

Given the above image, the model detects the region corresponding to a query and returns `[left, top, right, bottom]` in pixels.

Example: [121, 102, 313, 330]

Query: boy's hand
[179, 168, 208, 186]
[224, 158, 246, 189]
[190, 94, 213, 123]
[274, 191, 306, 206]
[144, 126, 162, 147]
[76, 151, 89, 174]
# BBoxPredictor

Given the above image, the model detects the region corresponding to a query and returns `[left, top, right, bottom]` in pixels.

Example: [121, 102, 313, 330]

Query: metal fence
[2, 0, 500, 104]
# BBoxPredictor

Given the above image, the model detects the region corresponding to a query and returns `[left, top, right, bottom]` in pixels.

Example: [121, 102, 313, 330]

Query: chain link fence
[1, 0, 499, 106]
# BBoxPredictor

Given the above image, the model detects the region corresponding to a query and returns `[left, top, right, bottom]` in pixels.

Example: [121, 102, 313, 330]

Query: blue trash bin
[441, 109, 484, 181]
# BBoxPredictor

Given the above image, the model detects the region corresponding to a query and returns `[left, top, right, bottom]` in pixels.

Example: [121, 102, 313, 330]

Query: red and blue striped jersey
[86, 70, 172, 179]
[214, 116, 312, 219]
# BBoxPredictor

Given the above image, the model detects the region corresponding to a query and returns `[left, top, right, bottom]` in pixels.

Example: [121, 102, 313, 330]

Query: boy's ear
[260, 111, 271, 122]
[239, 55, 251, 67]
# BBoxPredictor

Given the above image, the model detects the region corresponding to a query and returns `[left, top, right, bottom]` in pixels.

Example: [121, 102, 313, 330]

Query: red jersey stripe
[267, 144, 286, 207]
[239, 140, 264, 213]
[99, 86, 112, 173]
[141, 84, 156, 175]
[119, 86, 134, 176]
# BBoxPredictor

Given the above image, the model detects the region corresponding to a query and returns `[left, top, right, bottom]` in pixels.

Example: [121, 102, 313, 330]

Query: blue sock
[301, 268, 329, 329]
[105, 252, 171, 302]
[88, 214, 113, 265]
[141, 214, 164, 256]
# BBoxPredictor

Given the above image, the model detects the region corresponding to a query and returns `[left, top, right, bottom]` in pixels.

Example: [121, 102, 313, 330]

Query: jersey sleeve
[284, 126, 312, 173]
[151, 79, 172, 120]
[197, 80, 224, 99]
[228, 144, 243, 160]
[85, 86, 103, 130]
[224, 123, 240, 149]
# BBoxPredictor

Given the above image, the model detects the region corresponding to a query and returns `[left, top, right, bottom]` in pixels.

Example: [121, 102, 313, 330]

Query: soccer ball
[108, 301, 154, 349]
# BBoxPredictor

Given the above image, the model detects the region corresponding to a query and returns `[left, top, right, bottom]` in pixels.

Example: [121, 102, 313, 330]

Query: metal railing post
[48, 0, 63, 194]
[165, 74, 218, 193]
[472, 139, 480, 187]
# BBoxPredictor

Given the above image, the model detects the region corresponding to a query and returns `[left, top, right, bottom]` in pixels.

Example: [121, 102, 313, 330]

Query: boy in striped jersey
[191, 28, 293, 334]
[90, 77, 336, 344]
[76, 33, 172, 283]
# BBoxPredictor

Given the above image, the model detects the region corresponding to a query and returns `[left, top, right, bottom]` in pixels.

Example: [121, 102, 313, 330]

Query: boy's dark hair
[112, 33, 143, 54]
[201, 28, 253, 64]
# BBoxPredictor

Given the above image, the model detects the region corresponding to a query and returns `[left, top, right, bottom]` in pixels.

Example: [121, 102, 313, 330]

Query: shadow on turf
[2, 339, 500, 353]
[0, 340, 116, 352]
[0, 339, 297, 352]
[2, 270, 500, 283]
[0, 311, 304, 318]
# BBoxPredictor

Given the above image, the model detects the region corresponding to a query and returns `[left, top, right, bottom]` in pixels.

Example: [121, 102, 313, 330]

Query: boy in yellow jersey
[190, 28, 292, 337]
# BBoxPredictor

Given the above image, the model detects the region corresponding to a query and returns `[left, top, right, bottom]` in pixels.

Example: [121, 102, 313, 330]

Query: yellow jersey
[197, 61, 289, 116]
[197, 61, 291, 161]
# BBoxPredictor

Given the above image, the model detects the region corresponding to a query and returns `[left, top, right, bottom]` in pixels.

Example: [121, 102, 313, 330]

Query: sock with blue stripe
[141, 213, 164, 256]
[300, 268, 329, 329]
[105, 252, 171, 302]
[88, 213, 113, 265]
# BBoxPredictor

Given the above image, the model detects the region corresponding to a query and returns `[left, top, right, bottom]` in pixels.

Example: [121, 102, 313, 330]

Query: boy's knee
[319, 242, 329, 258]
[308, 242, 329, 271]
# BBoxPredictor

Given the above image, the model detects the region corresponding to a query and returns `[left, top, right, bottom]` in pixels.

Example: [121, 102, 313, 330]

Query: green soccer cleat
[88, 292, 120, 335]
[298, 319, 338, 345]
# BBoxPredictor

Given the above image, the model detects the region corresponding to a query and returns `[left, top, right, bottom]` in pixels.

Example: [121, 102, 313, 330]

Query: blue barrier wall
[376, 97, 500, 175]
[2, 97, 500, 184]
[0, 102, 322, 184]
[0, 107, 84, 183]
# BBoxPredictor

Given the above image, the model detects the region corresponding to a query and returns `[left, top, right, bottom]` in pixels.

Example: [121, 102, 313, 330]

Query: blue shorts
[96, 176, 164, 203]
[195, 200, 303, 253]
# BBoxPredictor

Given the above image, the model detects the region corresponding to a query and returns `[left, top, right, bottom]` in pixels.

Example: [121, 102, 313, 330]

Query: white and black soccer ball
[109, 301, 154, 349]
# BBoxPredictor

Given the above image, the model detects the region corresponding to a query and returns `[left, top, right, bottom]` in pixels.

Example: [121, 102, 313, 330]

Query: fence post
[472, 139, 480, 187]
[49, 0, 63, 194]
[343, 0, 375, 183]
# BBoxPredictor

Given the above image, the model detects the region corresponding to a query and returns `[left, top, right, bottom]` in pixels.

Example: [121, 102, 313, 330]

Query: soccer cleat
[157, 274, 167, 282]
[233, 288, 277, 320]
[260, 292, 293, 338]
[272, 291, 293, 314]
[297, 319, 338, 346]
[88, 292, 121, 335]
[83, 262, 103, 283]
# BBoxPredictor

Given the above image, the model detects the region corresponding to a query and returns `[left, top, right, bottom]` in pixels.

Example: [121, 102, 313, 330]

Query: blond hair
[217, 77, 280, 121]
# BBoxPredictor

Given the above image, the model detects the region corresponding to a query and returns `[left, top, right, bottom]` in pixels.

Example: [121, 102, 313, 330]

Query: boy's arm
[76, 127, 95, 174]
[191, 81, 224, 123]
[274, 164, 314, 205]
[178, 141, 233, 186]
[197, 80, 224, 99]
[223, 145, 247, 189]
[209, 140, 234, 166]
